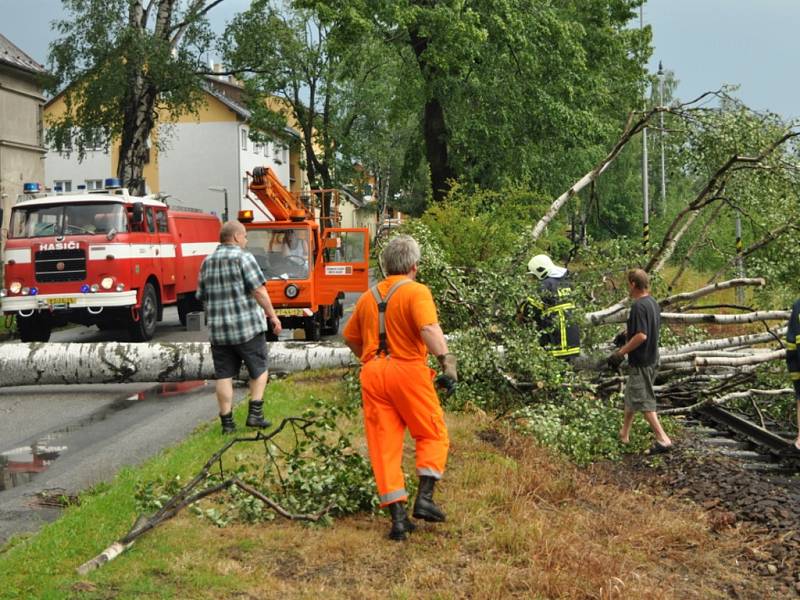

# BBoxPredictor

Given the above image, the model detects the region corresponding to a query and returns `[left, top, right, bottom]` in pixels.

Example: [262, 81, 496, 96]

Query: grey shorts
[624, 364, 658, 412]
[211, 333, 268, 380]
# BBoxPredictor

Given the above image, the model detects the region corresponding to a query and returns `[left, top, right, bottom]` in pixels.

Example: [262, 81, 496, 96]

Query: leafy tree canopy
[299, 0, 651, 203]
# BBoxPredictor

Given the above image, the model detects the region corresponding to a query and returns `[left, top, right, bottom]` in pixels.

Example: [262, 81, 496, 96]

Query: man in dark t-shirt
[607, 269, 672, 454]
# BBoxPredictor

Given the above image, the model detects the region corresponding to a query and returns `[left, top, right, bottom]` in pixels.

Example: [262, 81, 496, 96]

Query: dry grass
[87, 411, 765, 600]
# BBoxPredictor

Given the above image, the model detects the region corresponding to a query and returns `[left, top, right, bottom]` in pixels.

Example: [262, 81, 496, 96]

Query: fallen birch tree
[0, 341, 357, 387]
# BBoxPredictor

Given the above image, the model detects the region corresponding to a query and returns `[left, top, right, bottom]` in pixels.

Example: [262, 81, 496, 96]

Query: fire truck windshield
[9, 203, 127, 238]
[245, 228, 310, 280]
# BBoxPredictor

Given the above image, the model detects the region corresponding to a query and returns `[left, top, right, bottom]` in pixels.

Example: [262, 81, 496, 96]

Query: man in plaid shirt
[197, 221, 282, 433]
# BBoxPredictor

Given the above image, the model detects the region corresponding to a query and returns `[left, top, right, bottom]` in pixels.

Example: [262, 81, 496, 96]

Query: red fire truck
[241, 167, 370, 340]
[1, 180, 220, 342]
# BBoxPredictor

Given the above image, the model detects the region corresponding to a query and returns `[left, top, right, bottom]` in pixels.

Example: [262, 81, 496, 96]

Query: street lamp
[208, 186, 228, 222]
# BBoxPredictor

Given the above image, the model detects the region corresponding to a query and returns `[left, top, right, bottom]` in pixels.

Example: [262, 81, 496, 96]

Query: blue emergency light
[104, 178, 122, 189]
[80, 284, 91, 294]
[30, 287, 38, 296]
[54, 185, 63, 192]
[23, 182, 41, 193]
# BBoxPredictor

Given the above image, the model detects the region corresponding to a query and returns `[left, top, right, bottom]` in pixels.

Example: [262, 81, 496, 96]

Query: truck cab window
[145, 208, 156, 233]
[156, 210, 168, 233]
[9, 203, 126, 238]
[246, 228, 310, 280]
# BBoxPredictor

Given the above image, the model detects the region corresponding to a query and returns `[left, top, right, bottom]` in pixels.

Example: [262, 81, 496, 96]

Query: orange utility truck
[1, 180, 220, 342]
[240, 167, 369, 340]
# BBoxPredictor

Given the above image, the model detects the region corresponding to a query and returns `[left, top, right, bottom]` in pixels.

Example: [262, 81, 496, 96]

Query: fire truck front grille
[34, 249, 87, 283]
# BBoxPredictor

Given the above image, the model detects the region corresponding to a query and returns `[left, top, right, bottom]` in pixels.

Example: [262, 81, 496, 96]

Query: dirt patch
[589, 432, 800, 597]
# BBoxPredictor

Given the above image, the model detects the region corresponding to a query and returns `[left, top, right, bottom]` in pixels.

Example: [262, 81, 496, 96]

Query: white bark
[584, 300, 630, 325]
[0, 342, 357, 387]
[599, 310, 790, 325]
[661, 388, 795, 415]
[693, 349, 785, 368]
[664, 328, 786, 355]
[660, 348, 776, 365]
[77, 541, 133, 575]
[659, 278, 766, 308]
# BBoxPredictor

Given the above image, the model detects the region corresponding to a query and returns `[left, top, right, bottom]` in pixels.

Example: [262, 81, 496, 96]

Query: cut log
[0, 341, 357, 387]
[693, 349, 785, 368]
[664, 328, 786, 355]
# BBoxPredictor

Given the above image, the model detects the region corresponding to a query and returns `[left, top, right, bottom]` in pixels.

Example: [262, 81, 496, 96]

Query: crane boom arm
[249, 166, 310, 222]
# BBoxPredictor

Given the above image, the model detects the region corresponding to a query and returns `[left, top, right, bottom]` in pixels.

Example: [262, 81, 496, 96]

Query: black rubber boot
[220, 412, 236, 434]
[245, 401, 271, 428]
[413, 476, 446, 522]
[387, 502, 416, 541]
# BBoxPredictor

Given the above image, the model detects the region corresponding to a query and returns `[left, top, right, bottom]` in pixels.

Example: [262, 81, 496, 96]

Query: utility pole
[735, 216, 745, 304]
[641, 5, 649, 250]
[658, 61, 667, 216]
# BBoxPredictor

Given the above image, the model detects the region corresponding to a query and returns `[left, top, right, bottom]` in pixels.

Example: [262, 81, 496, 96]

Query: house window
[254, 142, 262, 154]
[241, 129, 248, 151]
[265, 142, 271, 157]
[53, 180, 72, 192]
[85, 179, 103, 191]
[242, 177, 248, 197]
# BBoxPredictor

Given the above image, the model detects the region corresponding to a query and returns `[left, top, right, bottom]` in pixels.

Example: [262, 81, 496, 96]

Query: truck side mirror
[131, 202, 144, 225]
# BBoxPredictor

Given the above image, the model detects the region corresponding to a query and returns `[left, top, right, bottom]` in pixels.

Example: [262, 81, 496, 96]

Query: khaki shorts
[624, 364, 658, 412]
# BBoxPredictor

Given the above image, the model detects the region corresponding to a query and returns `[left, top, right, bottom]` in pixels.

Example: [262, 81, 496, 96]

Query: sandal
[646, 441, 672, 455]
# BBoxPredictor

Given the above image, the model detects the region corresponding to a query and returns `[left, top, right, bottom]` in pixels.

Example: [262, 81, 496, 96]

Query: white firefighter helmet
[527, 254, 567, 280]
[527, 254, 555, 279]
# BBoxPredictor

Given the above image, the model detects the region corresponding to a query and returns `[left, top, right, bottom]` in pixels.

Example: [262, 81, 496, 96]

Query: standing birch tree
[46, 0, 227, 195]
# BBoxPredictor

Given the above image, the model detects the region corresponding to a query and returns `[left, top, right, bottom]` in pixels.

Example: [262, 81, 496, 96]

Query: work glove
[606, 351, 624, 370]
[613, 331, 627, 348]
[435, 353, 458, 397]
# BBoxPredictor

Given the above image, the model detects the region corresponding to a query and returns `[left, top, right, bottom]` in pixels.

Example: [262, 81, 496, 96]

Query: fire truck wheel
[129, 283, 159, 341]
[304, 314, 322, 342]
[17, 314, 52, 343]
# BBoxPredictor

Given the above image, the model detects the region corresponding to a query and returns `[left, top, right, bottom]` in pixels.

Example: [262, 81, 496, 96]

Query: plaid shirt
[196, 243, 268, 346]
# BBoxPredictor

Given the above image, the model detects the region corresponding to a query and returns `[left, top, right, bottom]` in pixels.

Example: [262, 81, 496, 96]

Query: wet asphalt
[0, 297, 358, 546]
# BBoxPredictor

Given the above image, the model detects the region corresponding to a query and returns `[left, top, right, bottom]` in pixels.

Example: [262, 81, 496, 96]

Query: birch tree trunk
[0, 342, 357, 387]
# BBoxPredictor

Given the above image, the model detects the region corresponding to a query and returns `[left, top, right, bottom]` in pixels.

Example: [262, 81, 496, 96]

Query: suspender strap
[370, 278, 412, 357]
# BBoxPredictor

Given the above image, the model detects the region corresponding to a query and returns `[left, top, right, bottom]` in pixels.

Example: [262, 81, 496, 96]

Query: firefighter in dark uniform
[785, 298, 800, 450]
[517, 254, 580, 359]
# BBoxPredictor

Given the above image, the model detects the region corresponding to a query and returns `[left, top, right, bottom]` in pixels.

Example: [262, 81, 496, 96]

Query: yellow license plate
[275, 308, 305, 316]
[47, 297, 73, 305]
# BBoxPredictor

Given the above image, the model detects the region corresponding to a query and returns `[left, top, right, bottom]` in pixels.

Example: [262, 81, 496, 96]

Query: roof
[0, 33, 45, 75]
[338, 189, 373, 209]
[204, 76, 301, 140]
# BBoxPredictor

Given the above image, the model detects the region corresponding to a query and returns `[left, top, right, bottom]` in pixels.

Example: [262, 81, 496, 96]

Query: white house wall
[157, 121, 239, 218]
[44, 148, 112, 192]
[239, 124, 291, 222]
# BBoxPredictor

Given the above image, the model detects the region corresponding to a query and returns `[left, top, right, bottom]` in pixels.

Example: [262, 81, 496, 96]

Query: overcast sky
[1, 0, 798, 119]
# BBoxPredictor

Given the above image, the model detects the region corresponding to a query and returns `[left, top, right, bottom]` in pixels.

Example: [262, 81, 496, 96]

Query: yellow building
[44, 75, 307, 219]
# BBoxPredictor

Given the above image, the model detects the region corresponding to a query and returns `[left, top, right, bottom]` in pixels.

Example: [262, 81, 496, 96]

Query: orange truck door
[317, 228, 369, 302]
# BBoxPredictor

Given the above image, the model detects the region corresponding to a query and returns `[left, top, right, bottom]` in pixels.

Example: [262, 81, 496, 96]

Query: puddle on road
[0, 380, 208, 492]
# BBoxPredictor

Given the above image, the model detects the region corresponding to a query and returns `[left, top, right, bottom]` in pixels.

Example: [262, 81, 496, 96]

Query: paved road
[0, 293, 360, 545]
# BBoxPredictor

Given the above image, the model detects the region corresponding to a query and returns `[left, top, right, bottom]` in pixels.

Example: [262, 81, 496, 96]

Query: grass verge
[1, 371, 759, 599]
